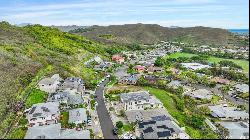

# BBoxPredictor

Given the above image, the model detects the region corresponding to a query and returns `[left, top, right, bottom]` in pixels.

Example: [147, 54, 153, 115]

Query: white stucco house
[120, 91, 163, 111]
[37, 74, 61, 93]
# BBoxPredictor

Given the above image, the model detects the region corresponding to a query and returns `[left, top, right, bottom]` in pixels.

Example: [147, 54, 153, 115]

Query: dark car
[112, 128, 118, 135]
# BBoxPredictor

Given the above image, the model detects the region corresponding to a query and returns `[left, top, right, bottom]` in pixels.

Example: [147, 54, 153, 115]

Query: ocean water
[228, 29, 249, 34]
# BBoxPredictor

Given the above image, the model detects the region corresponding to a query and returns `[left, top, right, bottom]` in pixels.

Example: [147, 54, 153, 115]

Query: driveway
[95, 79, 118, 139]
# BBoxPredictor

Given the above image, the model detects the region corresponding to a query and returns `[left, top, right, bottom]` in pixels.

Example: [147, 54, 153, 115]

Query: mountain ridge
[69, 23, 241, 46]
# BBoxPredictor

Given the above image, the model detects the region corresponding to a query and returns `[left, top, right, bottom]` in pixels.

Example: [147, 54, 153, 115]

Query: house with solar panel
[125, 108, 189, 139]
[58, 77, 85, 94]
[47, 91, 85, 106]
[120, 91, 163, 111]
[26, 102, 60, 127]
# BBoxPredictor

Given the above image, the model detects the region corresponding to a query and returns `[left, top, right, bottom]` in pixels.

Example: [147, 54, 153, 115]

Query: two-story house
[58, 77, 85, 94]
[37, 74, 61, 93]
[26, 102, 60, 127]
[120, 91, 163, 111]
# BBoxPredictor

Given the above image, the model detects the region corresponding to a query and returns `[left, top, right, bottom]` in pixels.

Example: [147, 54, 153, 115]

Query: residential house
[211, 77, 230, 85]
[219, 121, 249, 139]
[112, 55, 125, 64]
[125, 108, 189, 139]
[120, 91, 163, 111]
[38, 74, 61, 93]
[147, 66, 163, 74]
[169, 68, 180, 75]
[181, 63, 210, 71]
[133, 65, 145, 73]
[167, 80, 182, 89]
[69, 108, 87, 125]
[233, 84, 249, 93]
[47, 91, 69, 104]
[47, 92, 84, 106]
[24, 123, 90, 139]
[184, 89, 213, 100]
[118, 74, 141, 85]
[26, 102, 60, 127]
[208, 105, 249, 120]
[58, 77, 85, 94]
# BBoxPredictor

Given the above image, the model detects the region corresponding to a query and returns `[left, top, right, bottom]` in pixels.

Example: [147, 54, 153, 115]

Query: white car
[106, 75, 110, 78]
[97, 84, 100, 87]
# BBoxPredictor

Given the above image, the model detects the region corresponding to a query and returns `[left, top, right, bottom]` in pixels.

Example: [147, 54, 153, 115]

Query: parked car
[113, 128, 118, 135]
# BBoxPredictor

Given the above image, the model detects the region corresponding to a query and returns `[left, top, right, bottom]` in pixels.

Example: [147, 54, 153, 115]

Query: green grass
[123, 124, 134, 132]
[143, 86, 217, 139]
[25, 89, 48, 108]
[167, 52, 249, 72]
[5, 127, 27, 139]
[60, 111, 69, 127]
[211, 95, 220, 104]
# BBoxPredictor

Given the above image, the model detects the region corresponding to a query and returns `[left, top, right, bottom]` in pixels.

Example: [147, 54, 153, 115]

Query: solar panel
[151, 115, 170, 121]
[33, 113, 42, 117]
[29, 107, 37, 114]
[157, 131, 171, 138]
[143, 127, 154, 133]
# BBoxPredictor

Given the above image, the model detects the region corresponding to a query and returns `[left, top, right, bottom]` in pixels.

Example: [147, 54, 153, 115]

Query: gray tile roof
[27, 102, 59, 120]
[220, 121, 249, 139]
[120, 91, 151, 103]
[69, 108, 87, 124]
[185, 89, 213, 100]
[24, 123, 90, 139]
[208, 105, 249, 119]
[25, 123, 61, 139]
[234, 84, 249, 93]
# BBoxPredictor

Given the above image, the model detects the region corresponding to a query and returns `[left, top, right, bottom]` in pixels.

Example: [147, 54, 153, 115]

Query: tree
[154, 57, 164, 67]
[116, 121, 124, 129]
[185, 114, 205, 129]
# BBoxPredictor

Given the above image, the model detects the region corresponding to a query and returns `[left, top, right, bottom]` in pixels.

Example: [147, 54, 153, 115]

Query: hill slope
[0, 21, 109, 136]
[70, 24, 240, 46]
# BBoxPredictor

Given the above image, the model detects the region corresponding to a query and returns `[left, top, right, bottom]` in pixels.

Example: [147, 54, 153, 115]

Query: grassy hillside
[0, 21, 109, 137]
[70, 24, 243, 46]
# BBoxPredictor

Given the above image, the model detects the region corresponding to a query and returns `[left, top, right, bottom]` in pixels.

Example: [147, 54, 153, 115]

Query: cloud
[0, 0, 248, 28]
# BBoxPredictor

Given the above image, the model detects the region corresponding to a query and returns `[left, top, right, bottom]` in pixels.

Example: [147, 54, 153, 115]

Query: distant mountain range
[69, 23, 244, 46]
[50, 25, 88, 32]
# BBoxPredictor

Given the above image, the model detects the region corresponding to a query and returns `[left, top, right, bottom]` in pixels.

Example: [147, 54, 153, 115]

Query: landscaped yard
[143, 86, 218, 139]
[60, 111, 69, 127]
[25, 89, 48, 108]
[166, 52, 249, 72]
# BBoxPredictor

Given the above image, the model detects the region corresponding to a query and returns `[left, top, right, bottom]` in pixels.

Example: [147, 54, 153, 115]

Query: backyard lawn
[143, 86, 218, 139]
[167, 52, 249, 72]
[25, 89, 48, 108]
[60, 111, 69, 127]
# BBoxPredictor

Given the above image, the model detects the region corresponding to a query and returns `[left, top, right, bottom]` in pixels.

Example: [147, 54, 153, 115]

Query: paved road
[95, 79, 118, 139]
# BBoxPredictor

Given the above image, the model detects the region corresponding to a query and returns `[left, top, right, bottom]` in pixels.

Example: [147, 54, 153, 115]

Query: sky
[0, 0, 249, 29]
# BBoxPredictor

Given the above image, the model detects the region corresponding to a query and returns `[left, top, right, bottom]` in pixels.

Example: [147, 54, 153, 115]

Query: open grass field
[167, 52, 249, 72]
[143, 86, 218, 139]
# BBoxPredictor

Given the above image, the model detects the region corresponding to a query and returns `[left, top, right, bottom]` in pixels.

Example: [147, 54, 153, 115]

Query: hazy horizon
[1, 0, 249, 29]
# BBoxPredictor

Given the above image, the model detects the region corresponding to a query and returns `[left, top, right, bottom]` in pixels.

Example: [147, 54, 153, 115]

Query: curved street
[95, 78, 118, 139]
